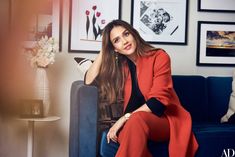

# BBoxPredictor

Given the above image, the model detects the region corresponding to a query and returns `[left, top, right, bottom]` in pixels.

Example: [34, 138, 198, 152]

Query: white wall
[1, 0, 234, 157]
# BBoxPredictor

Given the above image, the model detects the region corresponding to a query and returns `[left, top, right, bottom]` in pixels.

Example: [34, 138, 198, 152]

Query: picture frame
[20, 99, 44, 118]
[131, 0, 188, 45]
[198, 0, 235, 13]
[196, 21, 235, 67]
[22, 0, 62, 51]
[68, 0, 121, 53]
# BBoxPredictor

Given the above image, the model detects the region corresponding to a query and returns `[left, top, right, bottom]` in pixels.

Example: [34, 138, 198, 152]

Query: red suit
[116, 49, 198, 157]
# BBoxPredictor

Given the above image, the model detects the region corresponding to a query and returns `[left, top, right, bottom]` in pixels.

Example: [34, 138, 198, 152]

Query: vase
[34, 67, 50, 116]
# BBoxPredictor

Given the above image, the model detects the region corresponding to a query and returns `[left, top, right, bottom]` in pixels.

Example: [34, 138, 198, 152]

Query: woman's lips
[124, 44, 132, 50]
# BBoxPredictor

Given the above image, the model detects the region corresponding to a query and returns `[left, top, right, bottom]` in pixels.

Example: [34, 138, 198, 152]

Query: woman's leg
[116, 111, 170, 157]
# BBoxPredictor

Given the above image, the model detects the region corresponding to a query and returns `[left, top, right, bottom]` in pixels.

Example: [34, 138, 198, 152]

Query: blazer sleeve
[145, 51, 173, 116]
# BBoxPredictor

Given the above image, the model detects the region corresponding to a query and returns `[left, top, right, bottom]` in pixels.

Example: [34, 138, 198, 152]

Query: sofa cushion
[193, 123, 235, 157]
[172, 76, 208, 122]
[207, 77, 232, 122]
[228, 113, 235, 123]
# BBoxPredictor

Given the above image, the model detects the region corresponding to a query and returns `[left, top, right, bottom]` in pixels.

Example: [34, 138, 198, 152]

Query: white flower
[26, 35, 59, 68]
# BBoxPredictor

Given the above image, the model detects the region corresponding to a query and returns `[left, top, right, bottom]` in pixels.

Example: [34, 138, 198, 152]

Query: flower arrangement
[25, 36, 59, 68]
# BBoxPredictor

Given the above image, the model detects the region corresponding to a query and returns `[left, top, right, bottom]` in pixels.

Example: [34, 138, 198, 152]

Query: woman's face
[110, 26, 137, 58]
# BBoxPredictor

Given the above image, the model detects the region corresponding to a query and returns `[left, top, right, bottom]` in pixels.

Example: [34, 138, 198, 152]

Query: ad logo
[221, 149, 235, 157]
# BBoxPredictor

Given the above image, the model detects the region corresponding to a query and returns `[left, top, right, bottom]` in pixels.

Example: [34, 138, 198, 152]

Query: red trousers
[116, 111, 170, 157]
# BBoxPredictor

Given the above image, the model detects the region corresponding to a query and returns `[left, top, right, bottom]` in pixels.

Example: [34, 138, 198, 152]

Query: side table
[18, 116, 60, 157]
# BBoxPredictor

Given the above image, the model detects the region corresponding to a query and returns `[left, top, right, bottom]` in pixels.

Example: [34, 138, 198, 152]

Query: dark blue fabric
[228, 113, 235, 123]
[148, 141, 169, 157]
[69, 76, 235, 157]
[172, 75, 209, 122]
[207, 77, 232, 122]
[100, 131, 119, 157]
[69, 81, 98, 157]
[193, 123, 235, 157]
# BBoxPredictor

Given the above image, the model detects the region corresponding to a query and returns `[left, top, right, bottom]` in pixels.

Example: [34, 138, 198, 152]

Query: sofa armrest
[69, 80, 98, 157]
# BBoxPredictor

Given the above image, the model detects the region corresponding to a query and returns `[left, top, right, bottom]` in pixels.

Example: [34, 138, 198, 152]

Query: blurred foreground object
[24, 35, 59, 68]
[0, 0, 55, 117]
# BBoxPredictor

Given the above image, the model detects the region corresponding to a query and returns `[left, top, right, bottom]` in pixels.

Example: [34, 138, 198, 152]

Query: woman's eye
[113, 38, 119, 44]
[124, 32, 130, 37]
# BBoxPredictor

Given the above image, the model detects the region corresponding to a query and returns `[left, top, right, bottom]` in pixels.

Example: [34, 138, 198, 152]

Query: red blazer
[123, 49, 198, 157]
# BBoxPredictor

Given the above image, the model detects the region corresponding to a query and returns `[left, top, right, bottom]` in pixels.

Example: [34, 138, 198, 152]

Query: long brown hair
[98, 20, 154, 104]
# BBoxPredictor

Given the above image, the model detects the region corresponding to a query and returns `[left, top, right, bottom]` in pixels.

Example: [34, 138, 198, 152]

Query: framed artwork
[196, 21, 235, 67]
[68, 0, 121, 53]
[23, 0, 62, 51]
[198, 0, 235, 13]
[131, 0, 188, 45]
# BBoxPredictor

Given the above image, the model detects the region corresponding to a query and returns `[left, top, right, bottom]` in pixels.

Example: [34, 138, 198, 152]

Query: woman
[85, 19, 198, 157]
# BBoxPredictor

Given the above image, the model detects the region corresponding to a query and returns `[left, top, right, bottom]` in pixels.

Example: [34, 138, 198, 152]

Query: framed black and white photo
[131, 0, 188, 45]
[197, 21, 235, 67]
[69, 0, 121, 53]
[22, 0, 62, 51]
[198, 0, 235, 13]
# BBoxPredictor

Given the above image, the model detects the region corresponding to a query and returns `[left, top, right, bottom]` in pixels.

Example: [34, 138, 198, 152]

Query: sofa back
[172, 76, 208, 122]
[172, 75, 232, 123]
[207, 77, 232, 122]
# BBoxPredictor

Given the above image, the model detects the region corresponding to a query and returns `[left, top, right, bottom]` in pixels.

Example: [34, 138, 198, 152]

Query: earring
[115, 52, 119, 65]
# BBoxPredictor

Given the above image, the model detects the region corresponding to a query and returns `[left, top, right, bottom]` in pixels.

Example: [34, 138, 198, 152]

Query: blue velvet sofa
[69, 75, 235, 157]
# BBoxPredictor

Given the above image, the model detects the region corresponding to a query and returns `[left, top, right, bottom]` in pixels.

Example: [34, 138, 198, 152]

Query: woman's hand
[107, 116, 126, 143]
